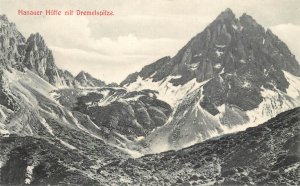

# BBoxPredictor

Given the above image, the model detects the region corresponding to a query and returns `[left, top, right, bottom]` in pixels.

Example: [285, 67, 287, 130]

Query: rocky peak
[27, 33, 46, 49]
[23, 33, 55, 76]
[75, 71, 91, 82]
[0, 15, 11, 28]
[239, 13, 256, 24]
[0, 15, 8, 22]
[75, 71, 106, 87]
[239, 13, 264, 33]
[22, 32, 76, 87]
[76, 70, 88, 78]
[216, 8, 236, 21]
[122, 8, 300, 88]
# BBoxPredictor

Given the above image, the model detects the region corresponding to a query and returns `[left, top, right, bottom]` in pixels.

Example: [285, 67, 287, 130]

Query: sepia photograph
[0, 0, 299, 185]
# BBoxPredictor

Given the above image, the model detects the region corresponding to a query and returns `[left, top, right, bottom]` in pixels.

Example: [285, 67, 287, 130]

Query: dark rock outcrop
[54, 87, 172, 145]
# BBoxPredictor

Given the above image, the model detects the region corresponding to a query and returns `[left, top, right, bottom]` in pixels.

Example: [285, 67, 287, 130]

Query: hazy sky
[0, 0, 299, 83]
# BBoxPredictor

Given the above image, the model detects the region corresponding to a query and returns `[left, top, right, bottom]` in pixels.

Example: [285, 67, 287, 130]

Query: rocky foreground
[99, 107, 300, 185]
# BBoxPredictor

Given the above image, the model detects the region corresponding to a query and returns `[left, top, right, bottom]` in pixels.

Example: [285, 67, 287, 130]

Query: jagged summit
[22, 32, 74, 87]
[76, 70, 89, 76]
[216, 8, 236, 21]
[122, 8, 300, 87]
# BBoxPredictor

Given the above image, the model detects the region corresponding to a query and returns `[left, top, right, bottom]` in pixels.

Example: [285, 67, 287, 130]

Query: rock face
[23, 33, 75, 87]
[0, 15, 26, 70]
[99, 107, 300, 185]
[122, 8, 300, 151]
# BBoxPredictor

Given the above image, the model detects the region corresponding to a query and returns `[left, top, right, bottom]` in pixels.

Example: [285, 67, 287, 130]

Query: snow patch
[240, 59, 246, 63]
[215, 44, 226, 48]
[188, 63, 199, 70]
[193, 53, 202, 57]
[232, 24, 238, 30]
[136, 136, 145, 141]
[214, 63, 222, 69]
[284, 162, 300, 173]
[25, 165, 34, 184]
[242, 81, 251, 88]
[217, 104, 226, 116]
[126, 75, 207, 107]
[59, 139, 77, 150]
[99, 89, 110, 97]
[215, 50, 223, 58]
[0, 128, 10, 137]
[40, 118, 54, 136]
[284, 71, 300, 99]
[221, 86, 300, 134]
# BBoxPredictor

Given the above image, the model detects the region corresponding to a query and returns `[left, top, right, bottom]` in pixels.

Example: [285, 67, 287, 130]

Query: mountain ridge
[0, 14, 106, 88]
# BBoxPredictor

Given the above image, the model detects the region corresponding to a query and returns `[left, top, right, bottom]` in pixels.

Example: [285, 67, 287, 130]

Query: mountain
[0, 14, 172, 180]
[0, 14, 140, 185]
[122, 8, 300, 151]
[0, 66, 133, 185]
[74, 71, 106, 87]
[122, 9, 299, 91]
[98, 107, 300, 185]
[0, 14, 106, 88]
[0, 13, 171, 148]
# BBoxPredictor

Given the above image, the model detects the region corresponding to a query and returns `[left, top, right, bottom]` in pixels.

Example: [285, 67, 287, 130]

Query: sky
[0, 0, 299, 83]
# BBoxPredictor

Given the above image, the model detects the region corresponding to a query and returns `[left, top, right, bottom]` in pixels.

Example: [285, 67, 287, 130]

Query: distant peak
[0, 14, 8, 22]
[224, 8, 234, 13]
[216, 8, 236, 21]
[78, 70, 89, 76]
[27, 33, 44, 42]
[76, 71, 93, 79]
[29, 32, 42, 38]
[78, 70, 86, 74]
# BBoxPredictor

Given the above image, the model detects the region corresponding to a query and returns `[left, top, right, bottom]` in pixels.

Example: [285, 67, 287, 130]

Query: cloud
[270, 23, 300, 62]
[51, 45, 173, 83]
[47, 25, 185, 83]
[6, 14, 185, 83]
